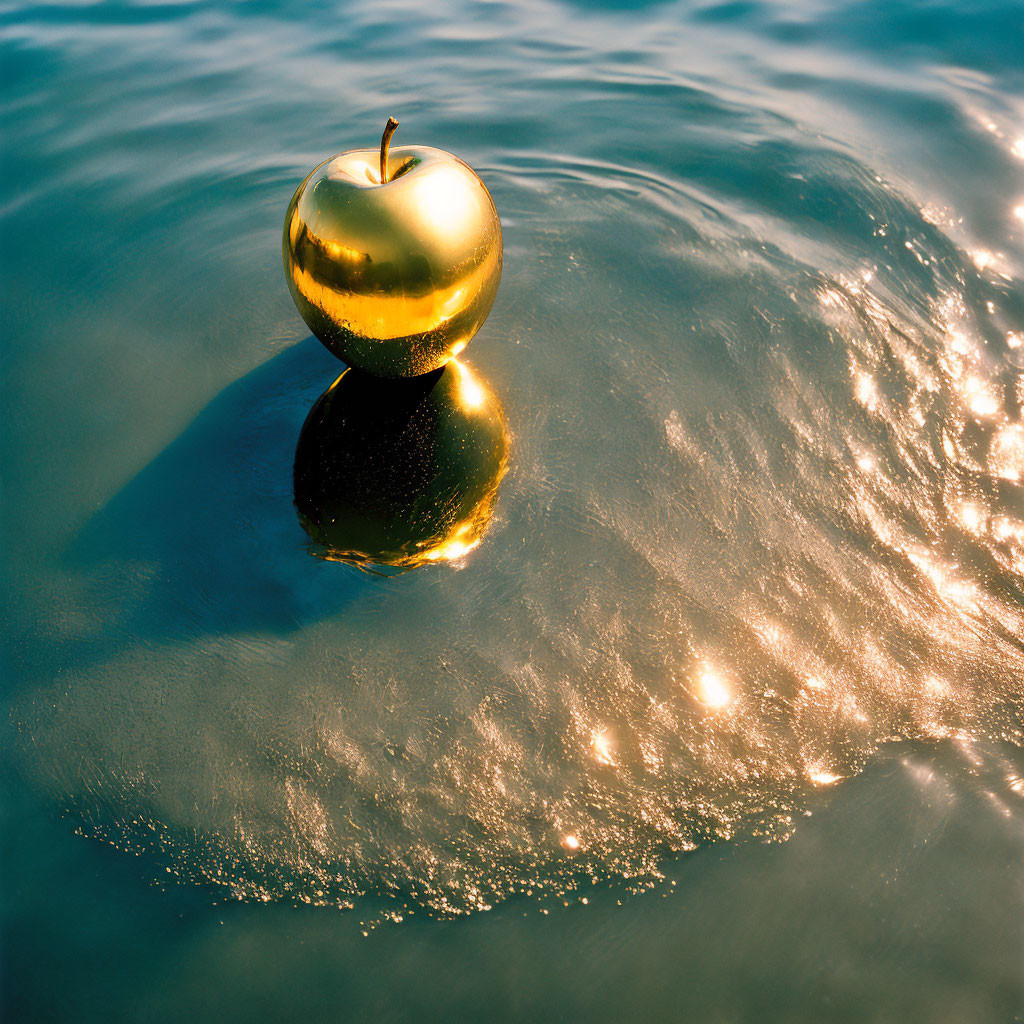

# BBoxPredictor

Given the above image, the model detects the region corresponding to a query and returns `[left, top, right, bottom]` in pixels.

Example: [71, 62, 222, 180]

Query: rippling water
[3, 0, 1023, 1017]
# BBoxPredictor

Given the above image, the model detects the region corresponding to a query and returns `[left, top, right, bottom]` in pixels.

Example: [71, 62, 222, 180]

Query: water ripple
[5, 0, 1023, 919]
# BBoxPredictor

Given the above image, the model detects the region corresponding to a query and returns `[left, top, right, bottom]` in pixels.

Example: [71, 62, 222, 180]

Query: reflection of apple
[293, 359, 508, 569]
[283, 118, 503, 378]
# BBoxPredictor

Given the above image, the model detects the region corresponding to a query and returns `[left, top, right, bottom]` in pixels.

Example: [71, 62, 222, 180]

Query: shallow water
[3, 0, 1023, 1018]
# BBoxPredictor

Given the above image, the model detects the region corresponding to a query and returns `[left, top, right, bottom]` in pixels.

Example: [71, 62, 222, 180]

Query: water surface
[3, 0, 1023, 1018]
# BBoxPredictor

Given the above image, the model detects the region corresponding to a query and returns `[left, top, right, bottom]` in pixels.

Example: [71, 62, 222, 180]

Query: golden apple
[293, 359, 508, 569]
[283, 118, 503, 377]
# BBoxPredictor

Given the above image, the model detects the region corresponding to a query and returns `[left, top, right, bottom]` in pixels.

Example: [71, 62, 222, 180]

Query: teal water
[3, 0, 1023, 1019]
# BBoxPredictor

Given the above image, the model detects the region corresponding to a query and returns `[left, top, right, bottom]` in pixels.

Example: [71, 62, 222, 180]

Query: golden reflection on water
[806, 766, 842, 786]
[590, 728, 616, 766]
[695, 667, 732, 709]
[24, 127, 1024, 927]
[817, 262, 1024, 660]
[293, 360, 508, 570]
[990, 423, 1024, 482]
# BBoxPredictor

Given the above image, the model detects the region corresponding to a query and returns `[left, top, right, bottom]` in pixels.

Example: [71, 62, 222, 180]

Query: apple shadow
[68, 337, 377, 651]
[67, 339, 511, 662]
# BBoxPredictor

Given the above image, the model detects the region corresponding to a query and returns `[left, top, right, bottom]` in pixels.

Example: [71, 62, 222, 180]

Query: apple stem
[380, 117, 399, 184]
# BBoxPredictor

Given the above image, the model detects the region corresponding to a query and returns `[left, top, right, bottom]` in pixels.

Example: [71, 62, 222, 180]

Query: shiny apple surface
[293, 360, 508, 568]
[284, 145, 502, 377]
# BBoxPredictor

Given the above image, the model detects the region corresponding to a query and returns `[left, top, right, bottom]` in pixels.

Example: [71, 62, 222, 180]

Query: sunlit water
[3, 0, 1023, 1017]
